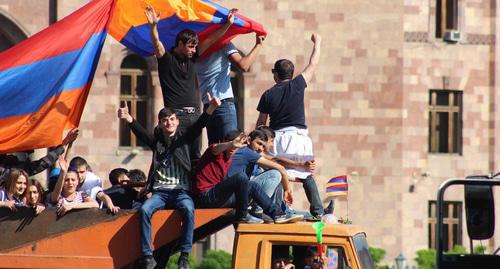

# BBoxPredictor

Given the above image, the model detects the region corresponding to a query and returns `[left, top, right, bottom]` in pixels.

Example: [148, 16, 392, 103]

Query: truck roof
[236, 222, 366, 237]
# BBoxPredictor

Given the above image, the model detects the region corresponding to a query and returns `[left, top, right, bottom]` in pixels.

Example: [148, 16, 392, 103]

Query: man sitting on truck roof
[193, 130, 302, 224]
[117, 96, 221, 269]
[226, 129, 293, 213]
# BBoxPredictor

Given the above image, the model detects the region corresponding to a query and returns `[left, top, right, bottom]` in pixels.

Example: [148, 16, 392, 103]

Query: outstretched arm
[145, 5, 166, 57]
[211, 132, 247, 155]
[301, 33, 321, 84]
[198, 9, 237, 56]
[229, 34, 265, 72]
[96, 191, 119, 214]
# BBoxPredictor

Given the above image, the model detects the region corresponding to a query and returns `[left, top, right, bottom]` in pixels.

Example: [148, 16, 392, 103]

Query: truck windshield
[353, 234, 376, 269]
[271, 244, 350, 269]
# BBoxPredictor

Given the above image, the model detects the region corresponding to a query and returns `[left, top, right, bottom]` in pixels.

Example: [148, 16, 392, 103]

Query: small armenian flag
[326, 175, 348, 197]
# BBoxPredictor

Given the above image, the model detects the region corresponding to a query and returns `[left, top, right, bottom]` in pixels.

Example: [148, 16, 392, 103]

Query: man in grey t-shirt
[195, 34, 265, 144]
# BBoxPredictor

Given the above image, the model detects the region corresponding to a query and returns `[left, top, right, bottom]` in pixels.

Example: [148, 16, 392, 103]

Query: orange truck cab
[232, 222, 375, 269]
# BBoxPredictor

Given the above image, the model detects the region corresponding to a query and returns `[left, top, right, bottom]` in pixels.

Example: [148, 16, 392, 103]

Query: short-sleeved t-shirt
[157, 49, 198, 108]
[226, 147, 261, 178]
[193, 145, 232, 195]
[78, 171, 103, 200]
[195, 42, 239, 104]
[257, 74, 308, 130]
[0, 189, 25, 206]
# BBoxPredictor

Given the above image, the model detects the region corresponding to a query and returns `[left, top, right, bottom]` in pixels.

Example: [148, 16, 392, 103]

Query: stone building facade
[1, 0, 499, 266]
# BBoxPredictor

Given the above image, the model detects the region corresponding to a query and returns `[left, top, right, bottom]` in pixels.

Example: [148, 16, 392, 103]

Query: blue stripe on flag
[0, 31, 106, 118]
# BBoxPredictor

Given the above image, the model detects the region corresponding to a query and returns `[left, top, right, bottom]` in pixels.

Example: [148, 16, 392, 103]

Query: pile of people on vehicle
[0, 6, 323, 269]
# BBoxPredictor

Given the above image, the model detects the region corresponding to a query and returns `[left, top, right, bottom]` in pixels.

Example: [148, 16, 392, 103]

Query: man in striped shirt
[118, 96, 221, 269]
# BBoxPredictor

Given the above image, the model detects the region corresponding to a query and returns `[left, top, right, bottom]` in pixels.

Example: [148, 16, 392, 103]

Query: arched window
[119, 54, 151, 147]
[0, 13, 28, 52]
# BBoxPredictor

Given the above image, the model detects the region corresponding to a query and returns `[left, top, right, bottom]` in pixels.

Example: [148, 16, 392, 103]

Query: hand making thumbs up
[117, 101, 133, 123]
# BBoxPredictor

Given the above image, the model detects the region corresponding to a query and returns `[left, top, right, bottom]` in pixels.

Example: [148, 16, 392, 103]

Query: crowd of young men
[0, 5, 323, 269]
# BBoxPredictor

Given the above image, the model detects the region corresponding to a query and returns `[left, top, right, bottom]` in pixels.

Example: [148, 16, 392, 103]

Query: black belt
[174, 107, 197, 114]
[221, 97, 234, 103]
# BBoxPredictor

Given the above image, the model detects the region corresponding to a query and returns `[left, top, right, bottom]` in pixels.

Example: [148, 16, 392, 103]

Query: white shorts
[271, 127, 314, 179]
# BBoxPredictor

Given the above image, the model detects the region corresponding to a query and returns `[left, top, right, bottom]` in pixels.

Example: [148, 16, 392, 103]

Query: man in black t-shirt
[256, 34, 324, 219]
[145, 5, 236, 165]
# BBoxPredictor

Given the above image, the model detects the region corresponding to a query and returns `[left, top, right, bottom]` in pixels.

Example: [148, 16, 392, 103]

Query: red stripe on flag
[0, 0, 114, 71]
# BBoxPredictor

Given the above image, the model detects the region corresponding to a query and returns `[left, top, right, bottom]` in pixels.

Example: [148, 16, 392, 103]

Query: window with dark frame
[435, 0, 459, 38]
[119, 54, 150, 148]
[428, 90, 462, 154]
[428, 200, 463, 251]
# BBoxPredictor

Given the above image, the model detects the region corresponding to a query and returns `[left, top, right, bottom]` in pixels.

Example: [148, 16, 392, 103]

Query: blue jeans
[139, 189, 194, 256]
[196, 172, 282, 219]
[251, 169, 282, 206]
[204, 100, 237, 144]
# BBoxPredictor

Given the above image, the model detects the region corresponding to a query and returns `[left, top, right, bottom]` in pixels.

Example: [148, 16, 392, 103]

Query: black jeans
[174, 108, 201, 165]
[196, 172, 282, 219]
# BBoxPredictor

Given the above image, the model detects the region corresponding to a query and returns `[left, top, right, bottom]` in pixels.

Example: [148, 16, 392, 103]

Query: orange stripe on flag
[0, 85, 90, 153]
[327, 191, 348, 197]
[326, 183, 348, 189]
[109, 0, 217, 41]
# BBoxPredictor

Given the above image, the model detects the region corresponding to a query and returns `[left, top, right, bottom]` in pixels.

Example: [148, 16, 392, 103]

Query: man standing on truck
[195, 33, 265, 144]
[118, 96, 221, 269]
[145, 5, 237, 165]
[255, 34, 324, 220]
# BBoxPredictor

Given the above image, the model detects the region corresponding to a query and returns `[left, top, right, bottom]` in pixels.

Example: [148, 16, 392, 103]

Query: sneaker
[178, 253, 189, 269]
[139, 255, 157, 269]
[261, 213, 274, 224]
[304, 214, 323, 222]
[281, 202, 297, 215]
[239, 213, 264, 224]
[250, 205, 264, 216]
[274, 213, 304, 224]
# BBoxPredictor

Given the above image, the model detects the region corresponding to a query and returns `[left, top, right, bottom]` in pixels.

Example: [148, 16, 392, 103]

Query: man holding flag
[145, 5, 237, 165]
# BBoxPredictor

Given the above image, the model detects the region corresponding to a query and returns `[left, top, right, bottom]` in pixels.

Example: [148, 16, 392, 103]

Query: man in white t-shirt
[70, 156, 119, 213]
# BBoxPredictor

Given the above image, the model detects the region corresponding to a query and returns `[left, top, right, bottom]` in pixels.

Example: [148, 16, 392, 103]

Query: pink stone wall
[2, 0, 500, 266]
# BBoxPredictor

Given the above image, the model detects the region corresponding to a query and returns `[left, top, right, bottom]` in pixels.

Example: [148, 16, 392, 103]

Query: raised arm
[255, 157, 293, 205]
[28, 128, 79, 175]
[50, 157, 68, 204]
[197, 9, 236, 56]
[117, 101, 155, 148]
[185, 93, 221, 142]
[145, 5, 166, 57]
[301, 33, 321, 84]
[229, 34, 265, 72]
